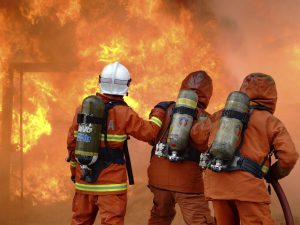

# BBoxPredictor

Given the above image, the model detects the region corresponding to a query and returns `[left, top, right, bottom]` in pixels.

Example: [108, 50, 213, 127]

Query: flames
[1, 0, 227, 204]
[11, 74, 56, 153]
[20, 0, 81, 25]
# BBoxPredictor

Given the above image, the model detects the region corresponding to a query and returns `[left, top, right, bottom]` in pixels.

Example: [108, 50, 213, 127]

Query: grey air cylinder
[210, 91, 250, 161]
[167, 90, 198, 153]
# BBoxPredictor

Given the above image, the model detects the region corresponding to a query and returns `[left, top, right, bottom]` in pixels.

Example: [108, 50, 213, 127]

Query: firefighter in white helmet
[67, 62, 166, 225]
[99, 62, 132, 96]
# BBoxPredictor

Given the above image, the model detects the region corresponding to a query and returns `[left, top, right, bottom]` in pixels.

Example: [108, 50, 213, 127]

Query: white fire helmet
[99, 62, 131, 96]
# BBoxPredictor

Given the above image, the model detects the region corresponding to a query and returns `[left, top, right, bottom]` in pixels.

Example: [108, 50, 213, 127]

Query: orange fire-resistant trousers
[71, 193, 127, 225]
[212, 200, 274, 225]
[148, 186, 214, 225]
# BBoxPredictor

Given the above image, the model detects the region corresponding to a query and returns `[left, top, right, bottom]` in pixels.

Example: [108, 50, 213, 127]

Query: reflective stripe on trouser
[71, 192, 127, 225]
[75, 183, 127, 193]
[212, 200, 274, 225]
[148, 186, 214, 225]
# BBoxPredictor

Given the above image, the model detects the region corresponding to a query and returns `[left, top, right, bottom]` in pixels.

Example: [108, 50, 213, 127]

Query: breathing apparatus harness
[152, 101, 200, 163]
[78, 100, 134, 184]
[200, 101, 273, 178]
[202, 100, 295, 224]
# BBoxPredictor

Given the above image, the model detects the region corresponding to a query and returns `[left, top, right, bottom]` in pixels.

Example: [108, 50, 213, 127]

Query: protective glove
[269, 161, 290, 180]
[154, 101, 174, 111]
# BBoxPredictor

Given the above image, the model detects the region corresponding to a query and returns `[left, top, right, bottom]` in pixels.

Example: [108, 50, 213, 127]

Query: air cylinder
[210, 91, 250, 161]
[167, 90, 198, 156]
[75, 95, 105, 166]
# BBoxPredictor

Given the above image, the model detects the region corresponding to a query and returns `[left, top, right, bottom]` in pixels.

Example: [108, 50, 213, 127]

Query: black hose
[271, 179, 294, 225]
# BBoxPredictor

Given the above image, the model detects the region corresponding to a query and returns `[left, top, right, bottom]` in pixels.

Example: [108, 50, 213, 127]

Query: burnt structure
[0, 62, 73, 224]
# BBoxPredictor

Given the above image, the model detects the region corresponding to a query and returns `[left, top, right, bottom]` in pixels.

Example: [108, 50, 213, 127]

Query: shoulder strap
[233, 109, 251, 156]
[103, 101, 128, 146]
[102, 100, 135, 185]
[250, 100, 273, 113]
[123, 140, 134, 185]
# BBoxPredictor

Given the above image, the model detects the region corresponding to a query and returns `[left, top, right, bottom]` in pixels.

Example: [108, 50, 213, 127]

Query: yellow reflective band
[74, 131, 127, 143]
[261, 165, 269, 174]
[75, 150, 98, 156]
[70, 161, 77, 168]
[149, 116, 162, 128]
[176, 98, 197, 108]
[100, 134, 128, 142]
[75, 182, 128, 192]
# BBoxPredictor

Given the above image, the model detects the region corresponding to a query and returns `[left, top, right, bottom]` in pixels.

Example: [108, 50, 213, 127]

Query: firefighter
[147, 71, 214, 225]
[67, 62, 166, 225]
[191, 73, 299, 225]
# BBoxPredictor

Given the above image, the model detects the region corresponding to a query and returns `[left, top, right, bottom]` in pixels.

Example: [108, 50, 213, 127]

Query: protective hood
[239, 73, 277, 114]
[180, 71, 213, 109]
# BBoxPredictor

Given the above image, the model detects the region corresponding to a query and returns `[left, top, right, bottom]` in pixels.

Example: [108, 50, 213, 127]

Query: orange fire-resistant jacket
[191, 73, 299, 203]
[148, 71, 213, 194]
[67, 93, 165, 195]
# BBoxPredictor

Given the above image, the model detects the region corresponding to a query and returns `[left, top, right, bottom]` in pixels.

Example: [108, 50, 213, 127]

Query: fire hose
[270, 179, 294, 225]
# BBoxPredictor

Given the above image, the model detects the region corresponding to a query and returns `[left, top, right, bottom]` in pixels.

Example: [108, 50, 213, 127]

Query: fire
[0, 1, 299, 223]
[19, 0, 56, 25]
[19, 162, 71, 204]
[11, 74, 56, 153]
[0, 62, 3, 113]
[124, 95, 140, 112]
[1, 0, 227, 206]
[126, 0, 160, 20]
[79, 76, 99, 102]
[98, 38, 129, 63]
[12, 103, 51, 153]
[56, 0, 81, 26]
[20, 0, 81, 25]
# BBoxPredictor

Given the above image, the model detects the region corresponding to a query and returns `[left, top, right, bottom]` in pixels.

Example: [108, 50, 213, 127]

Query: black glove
[269, 161, 290, 180]
[71, 175, 76, 183]
[154, 101, 174, 111]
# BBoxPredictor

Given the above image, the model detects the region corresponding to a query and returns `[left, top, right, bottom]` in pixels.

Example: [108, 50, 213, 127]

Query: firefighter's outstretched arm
[124, 106, 165, 142]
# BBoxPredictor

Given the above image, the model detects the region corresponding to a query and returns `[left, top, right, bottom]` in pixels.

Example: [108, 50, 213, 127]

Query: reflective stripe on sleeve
[149, 116, 162, 128]
[75, 182, 128, 192]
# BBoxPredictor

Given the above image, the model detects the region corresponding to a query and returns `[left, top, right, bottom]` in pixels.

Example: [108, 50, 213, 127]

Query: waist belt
[80, 147, 125, 183]
[99, 147, 125, 164]
[224, 155, 265, 179]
